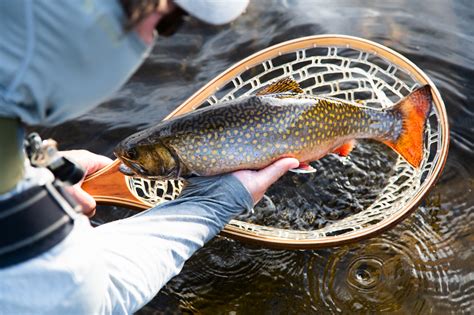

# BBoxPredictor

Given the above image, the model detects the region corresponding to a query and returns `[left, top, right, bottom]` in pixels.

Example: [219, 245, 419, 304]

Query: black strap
[0, 183, 78, 268]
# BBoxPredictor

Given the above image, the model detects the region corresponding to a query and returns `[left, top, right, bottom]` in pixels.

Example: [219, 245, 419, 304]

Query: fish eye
[127, 148, 138, 160]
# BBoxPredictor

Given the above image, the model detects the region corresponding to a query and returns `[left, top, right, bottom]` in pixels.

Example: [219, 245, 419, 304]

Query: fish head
[114, 140, 181, 179]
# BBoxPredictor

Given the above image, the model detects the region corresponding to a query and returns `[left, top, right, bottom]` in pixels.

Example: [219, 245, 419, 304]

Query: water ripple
[306, 201, 472, 314]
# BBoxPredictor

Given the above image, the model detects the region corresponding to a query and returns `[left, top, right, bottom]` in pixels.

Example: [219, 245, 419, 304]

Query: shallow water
[41, 0, 473, 313]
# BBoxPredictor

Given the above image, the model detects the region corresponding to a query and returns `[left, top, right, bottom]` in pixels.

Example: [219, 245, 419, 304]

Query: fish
[115, 77, 432, 179]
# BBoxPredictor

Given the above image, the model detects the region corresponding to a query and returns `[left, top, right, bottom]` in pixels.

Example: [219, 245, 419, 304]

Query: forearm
[93, 174, 253, 314]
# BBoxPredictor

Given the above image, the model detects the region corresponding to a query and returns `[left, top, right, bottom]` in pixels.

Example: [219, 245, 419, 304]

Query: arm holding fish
[90, 173, 253, 312]
[66, 152, 297, 313]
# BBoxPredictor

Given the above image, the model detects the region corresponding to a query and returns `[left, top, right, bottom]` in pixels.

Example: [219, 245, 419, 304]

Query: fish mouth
[118, 160, 147, 177]
[115, 153, 147, 178]
[118, 163, 136, 176]
[118, 162, 179, 180]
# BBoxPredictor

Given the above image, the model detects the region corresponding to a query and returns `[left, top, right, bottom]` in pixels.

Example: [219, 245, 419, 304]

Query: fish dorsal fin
[256, 77, 304, 96]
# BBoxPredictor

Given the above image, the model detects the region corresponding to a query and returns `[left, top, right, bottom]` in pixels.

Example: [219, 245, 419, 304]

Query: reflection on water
[42, 0, 473, 313]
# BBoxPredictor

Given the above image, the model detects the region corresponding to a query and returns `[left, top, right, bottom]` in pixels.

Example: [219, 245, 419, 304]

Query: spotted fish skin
[170, 95, 398, 175]
[115, 87, 428, 179]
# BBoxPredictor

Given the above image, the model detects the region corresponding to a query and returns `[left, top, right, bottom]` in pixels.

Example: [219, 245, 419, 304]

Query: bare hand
[232, 158, 300, 205]
[60, 150, 112, 217]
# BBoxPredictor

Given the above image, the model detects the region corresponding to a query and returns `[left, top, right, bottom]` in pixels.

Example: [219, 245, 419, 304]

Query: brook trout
[115, 77, 432, 179]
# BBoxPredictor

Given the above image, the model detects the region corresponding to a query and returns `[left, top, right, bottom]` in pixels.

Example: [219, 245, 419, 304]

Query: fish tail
[382, 85, 432, 168]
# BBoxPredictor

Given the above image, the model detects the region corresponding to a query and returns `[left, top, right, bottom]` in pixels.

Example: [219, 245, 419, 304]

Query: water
[40, 0, 473, 313]
[239, 141, 397, 230]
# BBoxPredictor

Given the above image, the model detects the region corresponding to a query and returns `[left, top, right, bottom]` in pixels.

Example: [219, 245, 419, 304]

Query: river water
[41, 0, 473, 313]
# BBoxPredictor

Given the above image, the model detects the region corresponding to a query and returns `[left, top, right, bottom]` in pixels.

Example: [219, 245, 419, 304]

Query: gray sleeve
[92, 174, 253, 314]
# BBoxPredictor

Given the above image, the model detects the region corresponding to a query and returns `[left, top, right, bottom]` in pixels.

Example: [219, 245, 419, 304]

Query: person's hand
[232, 158, 300, 205]
[60, 150, 112, 217]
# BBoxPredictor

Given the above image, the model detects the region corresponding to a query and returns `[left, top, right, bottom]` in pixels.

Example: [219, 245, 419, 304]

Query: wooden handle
[82, 159, 149, 210]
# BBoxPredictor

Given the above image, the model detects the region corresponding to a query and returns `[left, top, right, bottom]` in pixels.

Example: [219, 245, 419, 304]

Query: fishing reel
[25, 132, 85, 186]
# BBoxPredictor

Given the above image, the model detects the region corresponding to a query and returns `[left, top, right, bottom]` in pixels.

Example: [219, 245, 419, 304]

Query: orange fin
[256, 77, 304, 96]
[289, 162, 316, 174]
[333, 140, 356, 157]
[383, 85, 432, 168]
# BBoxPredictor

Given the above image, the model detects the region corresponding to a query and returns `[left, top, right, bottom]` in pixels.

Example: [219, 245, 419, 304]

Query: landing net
[125, 35, 448, 248]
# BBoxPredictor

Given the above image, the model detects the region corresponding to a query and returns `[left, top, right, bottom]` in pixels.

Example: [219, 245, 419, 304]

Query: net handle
[83, 35, 449, 248]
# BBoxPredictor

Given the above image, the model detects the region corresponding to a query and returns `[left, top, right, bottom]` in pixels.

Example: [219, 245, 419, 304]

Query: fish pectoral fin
[332, 140, 356, 157]
[256, 77, 304, 96]
[289, 162, 316, 174]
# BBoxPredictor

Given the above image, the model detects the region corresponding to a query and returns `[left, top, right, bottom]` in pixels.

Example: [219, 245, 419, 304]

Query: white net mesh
[125, 43, 443, 241]
[126, 178, 183, 205]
